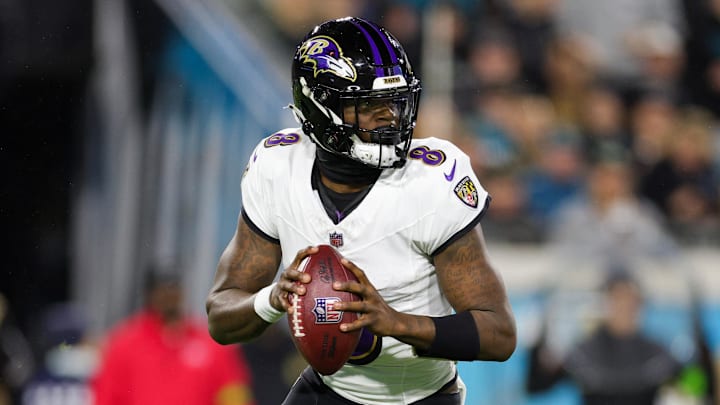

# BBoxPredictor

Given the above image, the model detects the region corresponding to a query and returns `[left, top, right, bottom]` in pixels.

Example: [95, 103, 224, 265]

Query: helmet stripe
[368, 24, 402, 75]
[363, 20, 403, 77]
[351, 19, 403, 77]
[364, 21, 400, 65]
[350, 20, 385, 77]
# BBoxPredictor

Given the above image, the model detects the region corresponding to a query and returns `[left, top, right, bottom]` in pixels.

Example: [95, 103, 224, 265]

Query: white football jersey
[241, 128, 489, 404]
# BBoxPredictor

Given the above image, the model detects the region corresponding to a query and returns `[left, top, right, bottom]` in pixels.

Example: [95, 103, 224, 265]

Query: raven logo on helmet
[298, 36, 357, 82]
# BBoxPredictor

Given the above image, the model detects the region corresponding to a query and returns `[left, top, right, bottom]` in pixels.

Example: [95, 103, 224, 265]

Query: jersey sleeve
[414, 140, 490, 256]
[240, 140, 279, 240]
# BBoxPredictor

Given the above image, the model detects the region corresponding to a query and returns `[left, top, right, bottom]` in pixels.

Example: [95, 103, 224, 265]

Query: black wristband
[416, 311, 480, 361]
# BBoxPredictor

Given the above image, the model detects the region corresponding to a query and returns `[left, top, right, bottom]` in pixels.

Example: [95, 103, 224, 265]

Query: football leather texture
[287, 245, 362, 375]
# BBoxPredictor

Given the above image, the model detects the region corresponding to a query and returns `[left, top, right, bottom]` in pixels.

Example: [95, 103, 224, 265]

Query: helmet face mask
[290, 17, 422, 169]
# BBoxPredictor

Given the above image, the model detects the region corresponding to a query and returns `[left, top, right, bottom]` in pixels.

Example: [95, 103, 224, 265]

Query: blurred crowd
[1, 0, 719, 404]
[243, 0, 720, 248]
[229, 2, 720, 402]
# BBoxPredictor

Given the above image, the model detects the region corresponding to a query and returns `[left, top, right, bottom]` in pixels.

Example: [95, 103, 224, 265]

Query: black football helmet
[290, 17, 422, 169]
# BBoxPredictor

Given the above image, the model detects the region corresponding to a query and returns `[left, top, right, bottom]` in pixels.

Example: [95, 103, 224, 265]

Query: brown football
[287, 245, 362, 375]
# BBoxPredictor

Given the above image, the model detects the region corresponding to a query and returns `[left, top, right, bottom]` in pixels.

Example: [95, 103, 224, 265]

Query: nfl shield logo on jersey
[313, 297, 343, 323]
[329, 231, 344, 247]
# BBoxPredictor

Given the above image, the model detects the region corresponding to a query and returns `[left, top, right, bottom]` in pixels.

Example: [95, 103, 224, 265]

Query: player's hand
[271, 246, 317, 312]
[332, 258, 402, 337]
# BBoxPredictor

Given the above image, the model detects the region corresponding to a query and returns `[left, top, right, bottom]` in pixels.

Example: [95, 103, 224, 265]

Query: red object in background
[91, 310, 254, 405]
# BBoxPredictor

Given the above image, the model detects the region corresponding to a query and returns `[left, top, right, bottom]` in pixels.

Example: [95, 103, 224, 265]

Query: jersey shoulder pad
[260, 128, 307, 150]
[246, 128, 311, 177]
[405, 137, 487, 211]
[406, 137, 472, 180]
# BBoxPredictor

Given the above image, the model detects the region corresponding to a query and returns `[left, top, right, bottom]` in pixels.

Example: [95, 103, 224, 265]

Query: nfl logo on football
[313, 297, 343, 323]
[329, 232, 344, 247]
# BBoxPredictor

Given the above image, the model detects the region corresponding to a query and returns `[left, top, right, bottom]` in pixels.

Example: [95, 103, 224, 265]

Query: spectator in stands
[367, 2, 423, 77]
[456, 27, 523, 113]
[543, 34, 598, 127]
[464, 89, 559, 174]
[553, 0, 683, 99]
[639, 108, 720, 244]
[91, 267, 255, 405]
[511, 93, 564, 167]
[490, 0, 560, 93]
[627, 89, 678, 175]
[481, 168, 542, 243]
[547, 157, 677, 264]
[522, 131, 585, 232]
[626, 21, 687, 104]
[527, 269, 684, 405]
[577, 84, 630, 165]
[463, 84, 525, 172]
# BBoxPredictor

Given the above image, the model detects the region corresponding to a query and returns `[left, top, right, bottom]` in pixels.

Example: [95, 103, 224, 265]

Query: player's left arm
[335, 224, 516, 362]
[430, 223, 517, 361]
[335, 140, 515, 361]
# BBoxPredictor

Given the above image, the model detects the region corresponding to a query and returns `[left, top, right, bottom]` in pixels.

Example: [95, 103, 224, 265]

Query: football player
[206, 16, 517, 405]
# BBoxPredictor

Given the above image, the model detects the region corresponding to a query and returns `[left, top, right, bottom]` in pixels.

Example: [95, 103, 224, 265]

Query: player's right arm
[205, 216, 312, 344]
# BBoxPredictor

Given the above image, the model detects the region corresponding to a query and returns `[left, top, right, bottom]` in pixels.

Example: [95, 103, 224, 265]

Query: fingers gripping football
[271, 246, 315, 312]
[333, 258, 403, 336]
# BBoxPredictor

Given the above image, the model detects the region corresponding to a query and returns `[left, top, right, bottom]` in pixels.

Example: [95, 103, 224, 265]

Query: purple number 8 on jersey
[409, 146, 446, 166]
[265, 133, 301, 147]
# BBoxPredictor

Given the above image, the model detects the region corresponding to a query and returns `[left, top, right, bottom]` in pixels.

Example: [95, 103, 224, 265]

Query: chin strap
[287, 103, 305, 124]
[349, 134, 404, 168]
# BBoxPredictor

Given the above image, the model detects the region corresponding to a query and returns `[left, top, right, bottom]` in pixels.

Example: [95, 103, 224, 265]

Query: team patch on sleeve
[454, 176, 479, 208]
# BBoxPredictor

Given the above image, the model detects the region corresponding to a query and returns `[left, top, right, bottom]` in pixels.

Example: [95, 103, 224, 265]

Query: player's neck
[319, 173, 370, 194]
[315, 148, 381, 189]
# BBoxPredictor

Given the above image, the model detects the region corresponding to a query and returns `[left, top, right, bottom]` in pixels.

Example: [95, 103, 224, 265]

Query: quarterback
[206, 17, 516, 405]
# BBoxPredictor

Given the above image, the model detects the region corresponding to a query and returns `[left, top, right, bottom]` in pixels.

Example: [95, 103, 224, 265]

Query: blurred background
[1, 0, 719, 404]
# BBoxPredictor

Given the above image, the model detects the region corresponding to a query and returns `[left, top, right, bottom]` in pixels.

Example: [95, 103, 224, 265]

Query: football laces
[290, 293, 306, 338]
